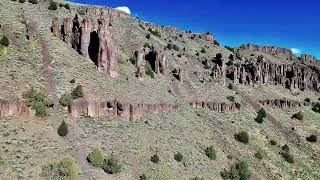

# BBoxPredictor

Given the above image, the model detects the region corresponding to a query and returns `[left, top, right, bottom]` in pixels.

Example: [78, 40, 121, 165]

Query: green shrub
[304, 98, 310, 103]
[48, 1, 58, 10]
[70, 78, 75, 83]
[71, 85, 84, 99]
[312, 103, 320, 113]
[41, 157, 79, 179]
[64, 3, 70, 10]
[57, 121, 68, 137]
[177, 54, 182, 58]
[102, 157, 121, 174]
[143, 43, 152, 49]
[227, 96, 235, 102]
[35, 104, 47, 117]
[87, 148, 104, 167]
[234, 131, 249, 144]
[23, 88, 53, 117]
[140, 173, 147, 180]
[282, 144, 290, 152]
[226, 60, 233, 66]
[221, 161, 251, 180]
[59, 93, 73, 107]
[145, 62, 155, 79]
[270, 140, 277, 146]
[205, 146, 216, 160]
[146, 34, 150, 39]
[257, 108, 267, 118]
[167, 43, 172, 50]
[200, 48, 206, 53]
[224, 46, 234, 52]
[174, 152, 183, 162]
[151, 154, 159, 164]
[306, 134, 317, 142]
[228, 83, 234, 90]
[255, 150, 263, 160]
[0, 36, 10, 47]
[28, 0, 38, 4]
[254, 115, 264, 123]
[173, 44, 180, 51]
[281, 151, 294, 164]
[292, 112, 303, 120]
[192, 177, 204, 180]
[18, 0, 25, 3]
[148, 28, 161, 38]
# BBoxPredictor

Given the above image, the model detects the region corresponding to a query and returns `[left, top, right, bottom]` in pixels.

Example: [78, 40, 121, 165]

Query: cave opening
[88, 31, 100, 67]
[145, 51, 157, 72]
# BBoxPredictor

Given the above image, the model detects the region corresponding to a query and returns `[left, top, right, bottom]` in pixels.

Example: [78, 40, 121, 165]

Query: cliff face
[240, 43, 293, 56]
[190, 101, 241, 113]
[300, 54, 319, 65]
[51, 15, 118, 77]
[68, 98, 181, 119]
[208, 56, 320, 92]
[259, 99, 310, 109]
[0, 99, 33, 117]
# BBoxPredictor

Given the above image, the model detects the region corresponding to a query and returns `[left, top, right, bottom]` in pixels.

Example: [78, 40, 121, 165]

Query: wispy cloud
[290, 48, 301, 54]
[115, 6, 131, 15]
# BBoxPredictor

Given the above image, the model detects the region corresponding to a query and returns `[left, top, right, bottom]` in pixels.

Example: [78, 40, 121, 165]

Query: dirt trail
[0, 26, 21, 48]
[66, 124, 95, 180]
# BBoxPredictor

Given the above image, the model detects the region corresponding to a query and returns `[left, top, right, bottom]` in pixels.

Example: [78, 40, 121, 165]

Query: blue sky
[69, 0, 320, 58]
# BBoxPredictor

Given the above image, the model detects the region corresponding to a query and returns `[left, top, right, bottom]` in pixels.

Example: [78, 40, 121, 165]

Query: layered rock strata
[190, 101, 241, 112]
[259, 99, 310, 109]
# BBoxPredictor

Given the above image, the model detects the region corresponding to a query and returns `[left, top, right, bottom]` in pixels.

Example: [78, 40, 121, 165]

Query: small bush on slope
[151, 154, 160, 164]
[23, 88, 54, 117]
[71, 85, 84, 99]
[41, 157, 79, 179]
[87, 148, 104, 167]
[292, 112, 303, 120]
[174, 152, 183, 162]
[59, 93, 73, 107]
[306, 134, 317, 142]
[234, 131, 249, 144]
[57, 121, 68, 137]
[102, 157, 121, 174]
[205, 146, 216, 160]
[221, 161, 251, 180]
[0, 36, 10, 47]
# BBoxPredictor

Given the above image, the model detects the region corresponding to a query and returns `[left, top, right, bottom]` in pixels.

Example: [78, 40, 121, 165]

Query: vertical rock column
[98, 18, 118, 78]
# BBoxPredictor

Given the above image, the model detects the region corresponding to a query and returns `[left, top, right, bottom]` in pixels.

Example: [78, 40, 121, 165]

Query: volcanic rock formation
[51, 15, 118, 77]
[0, 99, 33, 117]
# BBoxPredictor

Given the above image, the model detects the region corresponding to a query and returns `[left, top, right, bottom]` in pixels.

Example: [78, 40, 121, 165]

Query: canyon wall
[0, 99, 33, 118]
[51, 15, 118, 77]
[259, 99, 310, 109]
[190, 101, 241, 113]
[240, 43, 293, 56]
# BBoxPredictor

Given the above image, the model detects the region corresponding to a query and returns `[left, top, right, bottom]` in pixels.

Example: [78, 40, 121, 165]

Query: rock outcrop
[68, 98, 180, 119]
[0, 99, 33, 117]
[190, 101, 241, 113]
[51, 15, 118, 77]
[134, 50, 145, 81]
[300, 54, 319, 65]
[240, 43, 293, 56]
[259, 99, 309, 109]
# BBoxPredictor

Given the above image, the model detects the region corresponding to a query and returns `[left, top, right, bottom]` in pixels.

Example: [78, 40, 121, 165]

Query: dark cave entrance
[88, 31, 100, 67]
[145, 51, 157, 72]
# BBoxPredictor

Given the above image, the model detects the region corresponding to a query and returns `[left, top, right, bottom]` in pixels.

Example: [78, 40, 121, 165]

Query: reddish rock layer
[68, 98, 181, 119]
[190, 101, 241, 113]
[51, 15, 118, 77]
[300, 54, 319, 64]
[0, 99, 33, 117]
[259, 99, 309, 109]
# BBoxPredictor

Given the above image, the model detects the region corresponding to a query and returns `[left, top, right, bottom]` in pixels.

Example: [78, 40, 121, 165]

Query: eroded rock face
[144, 48, 167, 76]
[190, 101, 241, 112]
[229, 58, 320, 91]
[0, 99, 33, 117]
[134, 50, 145, 81]
[68, 98, 181, 120]
[51, 15, 118, 77]
[240, 43, 293, 56]
[300, 54, 319, 64]
[259, 99, 310, 108]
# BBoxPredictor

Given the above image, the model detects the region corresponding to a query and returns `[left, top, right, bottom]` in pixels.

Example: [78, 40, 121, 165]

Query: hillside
[0, 0, 319, 179]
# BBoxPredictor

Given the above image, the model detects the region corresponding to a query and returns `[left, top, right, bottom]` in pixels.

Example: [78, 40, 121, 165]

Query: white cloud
[290, 48, 301, 54]
[115, 6, 131, 15]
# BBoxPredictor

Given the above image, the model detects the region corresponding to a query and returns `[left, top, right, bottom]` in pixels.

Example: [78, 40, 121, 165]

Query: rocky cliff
[300, 54, 319, 65]
[240, 43, 293, 57]
[51, 15, 118, 77]
[0, 99, 33, 117]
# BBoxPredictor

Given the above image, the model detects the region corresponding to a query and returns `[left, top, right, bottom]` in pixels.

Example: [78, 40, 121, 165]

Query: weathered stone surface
[51, 15, 118, 77]
[68, 98, 181, 120]
[190, 101, 241, 113]
[300, 54, 318, 64]
[0, 99, 33, 117]
[134, 50, 145, 81]
[240, 43, 293, 56]
[259, 99, 310, 108]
